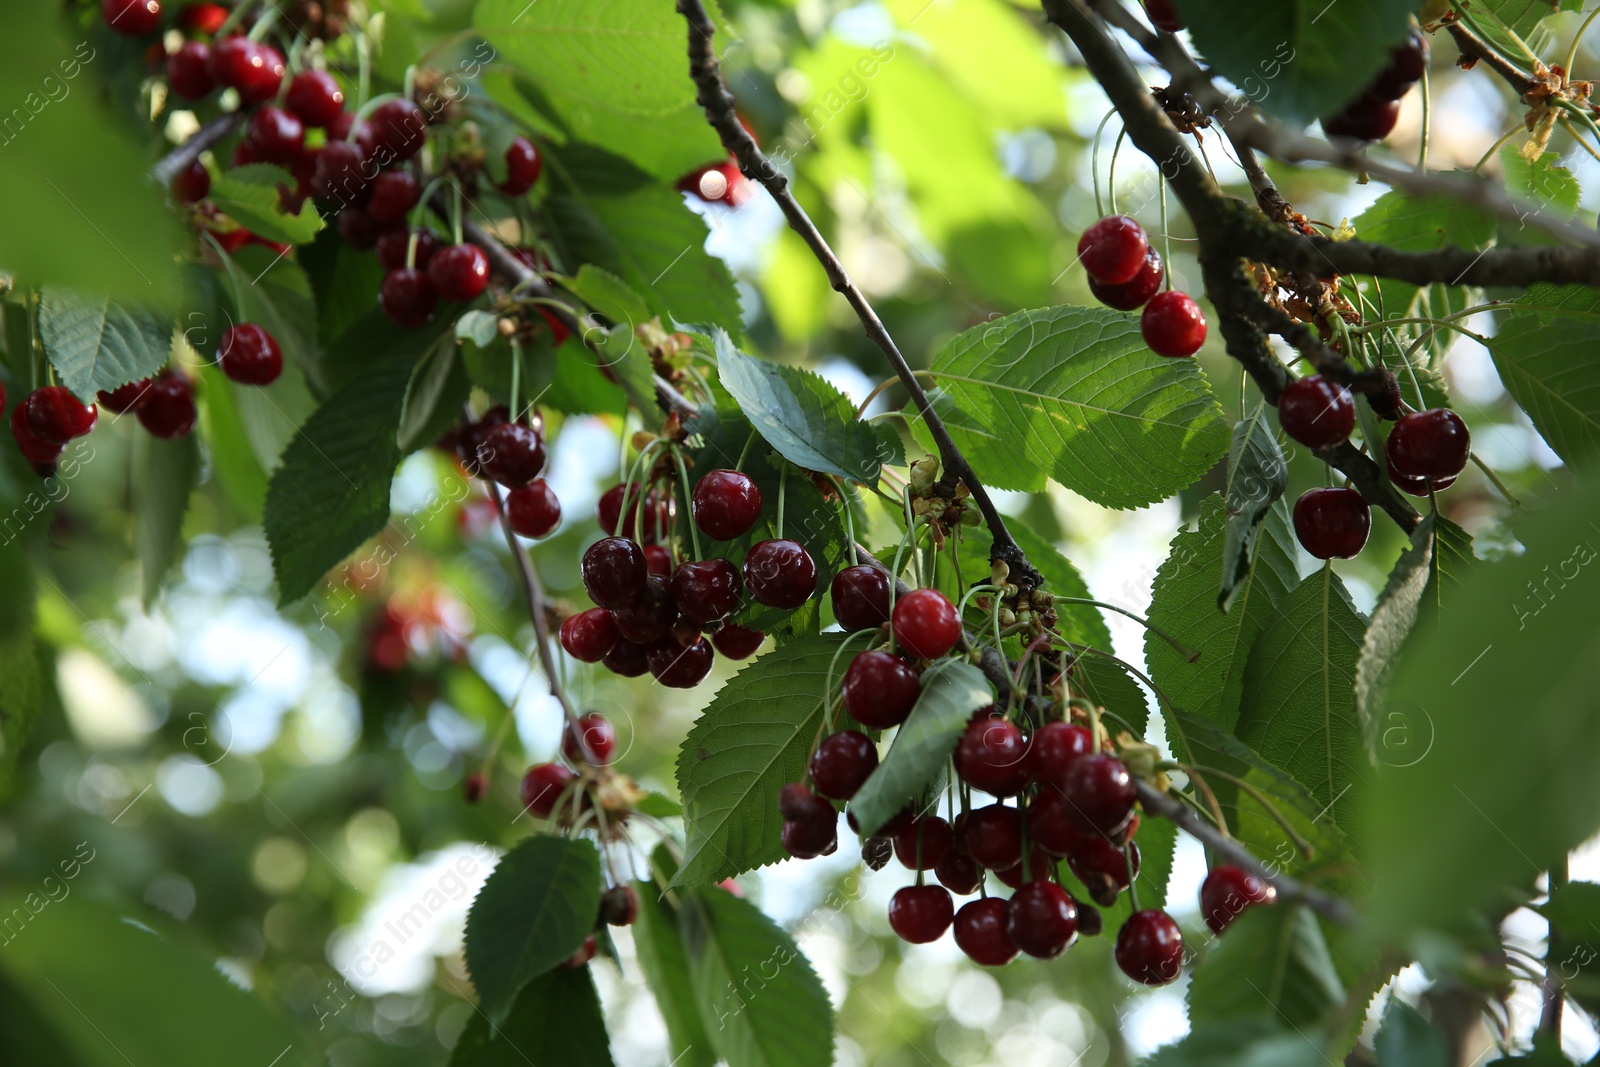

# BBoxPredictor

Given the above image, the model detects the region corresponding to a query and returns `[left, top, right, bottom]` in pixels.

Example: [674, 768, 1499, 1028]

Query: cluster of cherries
[5, 372, 199, 475]
[1276, 373, 1471, 560]
[1321, 30, 1429, 143]
[1078, 216, 1207, 359]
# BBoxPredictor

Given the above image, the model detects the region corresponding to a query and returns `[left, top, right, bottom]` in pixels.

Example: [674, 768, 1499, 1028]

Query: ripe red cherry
[809, 730, 878, 800]
[1069, 839, 1139, 907]
[429, 244, 491, 302]
[601, 638, 650, 678]
[210, 38, 285, 106]
[500, 136, 543, 195]
[477, 422, 545, 488]
[368, 170, 421, 226]
[25, 386, 97, 444]
[521, 762, 577, 819]
[643, 545, 672, 577]
[841, 650, 921, 729]
[692, 469, 763, 540]
[1142, 290, 1207, 357]
[379, 268, 437, 328]
[1373, 29, 1428, 99]
[647, 636, 716, 688]
[1115, 909, 1185, 985]
[1278, 374, 1355, 448]
[172, 159, 211, 204]
[893, 816, 954, 870]
[507, 480, 561, 538]
[780, 786, 838, 858]
[167, 41, 215, 99]
[936, 849, 984, 895]
[462, 772, 487, 804]
[97, 379, 154, 414]
[247, 107, 304, 165]
[11, 405, 63, 465]
[1007, 880, 1079, 958]
[831, 564, 892, 631]
[179, 2, 228, 34]
[953, 897, 1019, 966]
[601, 885, 639, 927]
[953, 714, 1031, 796]
[563, 712, 617, 766]
[582, 537, 649, 609]
[103, 0, 161, 34]
[712, 624, 764, 659]
[1293, 486, 1371, 560]
[1387, 454, 1457, 497]
[377, 227, 438, 272]
[888, 885, 954, 943]
[367, 98, 427, 161]
[742, 539, 816, 609]
[311, 140, 369, 202]
[1026, 786, 1087, 856]
[1061, 754, 1137, 837]
[136, 374, 197, 439]
[1323, 93, 1401, 141]
[560, 608, 620, 662]
[1387, 408, 1471, 479]
[564, 934, 598, 969]
[892, 588, 961, 659]
[962, 804, 1023, 871]
[1089, 249, 1164, 311]
[286, 69, 345, 128]
[217, 323, 283, 386]
[1030, 722, 1094, 786]
[1200, 864, 1278, 934]
[598, 483, 669, 542]
[610, 575, 678, 643]
[1146, 0, 1183, 31]
[337, 207, 383, 249]
[1078, 215, 1149, 285]
[670, 559, 743, 624]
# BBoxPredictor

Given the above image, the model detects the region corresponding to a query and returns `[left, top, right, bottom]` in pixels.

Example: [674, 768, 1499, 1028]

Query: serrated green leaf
[1142, 1020, 1332, 1067]
[675, 634, 850, 886]
[1147, 496, 1300, 733]
[209, 164, 325, 246]
[398, 333, 465, 453]
[37, 289, 171, 398]
[455, 310, 500, 348]
[1489, 284, 1600, 468]
[850, 660, 992, 836]
[564, 265, 651, 329]
[447, 966, 614, 1067]
[632, 848, 715, 1067]
[1074, 654, 1151, 741]
[1187, 904, 1345, 1029]
[1375, 998, 1449, 1067]
[464, 835, 602, 1025]
[921, 305, 1228, 508]
[300, 231, 386, 345]
[1221, 404, 1289, 612]
[680, 886, 834, 1067]
[134, 431, 199, 605]
[1236, 567, 1368, 831]
[1500, 144, 1580, 227]
[1474, 0, 1582, 56]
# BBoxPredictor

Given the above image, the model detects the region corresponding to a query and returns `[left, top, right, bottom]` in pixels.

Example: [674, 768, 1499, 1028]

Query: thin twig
[150, 112, 244, 187]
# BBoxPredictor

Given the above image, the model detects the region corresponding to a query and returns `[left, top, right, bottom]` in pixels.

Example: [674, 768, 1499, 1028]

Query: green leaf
[448, 967, 614, 1067]
[37, 289, 171, 398]
[1500, 144, 1580, 224]
[1146, 496, 1300, 732]
[1475, 0, 1582, 55]
[263, 349, 415, 605]
[563, 265, 651, 329]
[922, 305, 1228, 508]
[680, 886, 834, 1067]
[1375, 999, 1449, 1067]
[1173, 0, 1414, 125]
[1074, 655, 1151, 741]
[1236, 567, 1368, 831]
[455, 310, 501, 348]
[464, 835, 602, 1025]
[1142, 1020, 1333, 1067]
[474, 0, 725, 181]
[217, 246, 324, 394]
[1489, 284, 1600, 468]
[1221, 404, 1289, 612]
[209, 164, 325, 246]
[1188, 905, 1345, 1029]
[301, 232, 386, 345]
[1364, 477, 1600, 940]
[716, 333, 899, 488]
[0, 562, 40, 777]
[850, 660, 992, 836]
[1541, 880, 1600, 941]
[398, 333, 466, 453]
[632, 849, 716, 1067]
[134, 431, 200, 605]
[198, 365, 270, 519]
[675, 634, 851, 886]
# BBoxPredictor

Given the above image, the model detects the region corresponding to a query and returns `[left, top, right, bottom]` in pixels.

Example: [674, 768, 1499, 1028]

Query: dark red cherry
[962, 804, 1023, 871]
[136, 373, 197, 439]
[179, 2, 228, 34]
[247, 106, 304, 165]
[841, 650, 921, 729]
[809, 730, 878, 800]
[506, 480, 561, 538]
[521, 762, 577, 819]
[1061, 754, 1137, 837]
[1200, 864, 1278, 934]
[560, 608, 620, 663]
[647, 637, 715, 688]
[11, 405, 63, 465]
[453, 405, 506, 475]
[379, 269, 437, 328]
[1027, 786, 1089, 856]
[1293, 487, 1371, 560]
[892, 588, 962, 659]
[1029, 722, 1094, 786]
[601, 638, 651, 678]
[935, 849, 984, 895]
[103, 0, 161, 34]
[1387, 408, 1471, 479]
[582, 537, 649, 609]
[1069, 839, 1139, 908]
[600, 884, 639, 927]
[781, 789, 838, 859]
[336, 206, 383, 250]
[476, 422, 545, 488]
[1387, 454, 1457, 497]
[1278, 374, 1356, 448]
[562, 712, 616, 766]
[97, 379, 155, 414]
[172, 159, 211, 203]
[742, 539, 816, 610]
[670, 559, 743, 624]
[286, 69, 345, 128]
[610, 575, 678, 643]
[462, 772, 487, 804]
[892, 816, 953, 870]
[368, 170, 421, 226]
[1089, 249, 1164, 311]
[563, 933, 598, 969]
[429, 243, 491, 302]
[711, 624, 764, 659]
[1322, 93, 1401, 141]
[1078, 215, 1149, 285]
[643, 545, 672, 577]
[1142, 290, 1207, 357]
[831, 564, 893, 631]
[366, 98, 427, 161]
[377, 227, 438, 272]
[1115, 909, 1185, 985]
[311, 140, 369, 203]
[692, 469, 763, 540]
[1007, 880, 1079, 959]
[500, 136, 543, 195]
[953, 713, 1031, 797]
[779, 781, 823, 820]
[598, 482, 669, 542]
[167, 41, 215, 99]
[1372, 29, 1428, 100]
[888, 885, 954, 944]
[210, 38, 284, 106]
[25, 386, 96, 445]
[1146, 0, 1183, 32]
[217, 323, 283, 386]
[955, 897, 1019, 966]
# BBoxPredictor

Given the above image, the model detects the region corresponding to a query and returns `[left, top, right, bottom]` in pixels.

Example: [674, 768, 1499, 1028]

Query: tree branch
[1447, 20, 1536, 96]
[675, 0, 1041, 588]
[150, 112, 243, 187]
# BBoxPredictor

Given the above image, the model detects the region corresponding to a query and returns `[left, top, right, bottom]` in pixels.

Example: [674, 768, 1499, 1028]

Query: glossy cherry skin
[1089, 248, 1164, 311]
[601, 638, 651, 677]
[210, 38, 285, 106]
[809, 730, 878, 800]
[1387, 408, 1471, 479]
[610, 575, 678, 643]
[742, 539, 816, 610]
[1069, 839, 1140, 907]
[670, 559, 743, 624]
[711, 624, 765, 660]
[285, 69, 345, 128]
[179, 2, 229, 33]
[888, 884, 954, 944]
[1278, 374, 1356, 448]
[598, 482, 669, 542]
[643, 544, 672, 577]
[311, 140, 369, 203]
[935, 849, 984, 895]
[892, 816, 954, 870]
[1293, 487, 1371, 560]
[377, 227, 439, 273]
[506, 480, 561, 538]
[953, 713, 1031, 797]
[172, 159, 211, 203]
[1115, 909, 1185, 985]
[1078, 215, 1149, 285]
[11, 405, 63, 465]
[1323, 93, 1401, 142]
[368, 170, 421, 226]
[97, 379, 154, 414]
[136, 374, 197, 439]
[379, 268, 437, 328]
[429, 244, 491, 302]
[247, 106, 304, 165]
[560, 607, 620, 662]
[521, 762, 577, 819]
[562, 712, 616, 767]
[217, 323, 283, 386]
[1387, 454, 1457, 497]
[781, 788, 838, 858]
[962, 803, 1023, 871]
[25, 387, 97, 445]
[1030, 722, 1095, 786]
[1373, 29, 1429, 99]
[1200, 863, 1278, 934]
[582, 537, 649, 609]
[477, 422, 545, 488]
[103, 0, 161, 35]
[647, 637, 715, 688]
[167, 41, 215, 99]
[500, 136, 543, 195]
[1007, 880, 1080, 959]
[841, 650, 920, 729]
[600, 885, 639, 927]
[892, 587, 962, 659]
[366, 98, 427, 162]
[954, 897, 1019, 966]
[1061, 754, 1137, 837]
[1027, 786, 1089, 856]
[692, 469, 763, 540]
[1142, 290, 1207, 357]
[1145, 0, 1183, 32]
[831, 564, 892, 631]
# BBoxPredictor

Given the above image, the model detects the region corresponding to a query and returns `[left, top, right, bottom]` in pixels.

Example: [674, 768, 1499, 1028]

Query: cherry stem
[832, 476, 859, 567]
[733, 431, 755, 472]
[669, 446, 704, 561]
[509, 339, 522, 421]
[1168, 761, 1230, 841]
[1052, 597, 1199, 661]
[246, 4, 280, 41]
[1125, 846, 1141, 912]
[1181, 762, 1316, 858]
